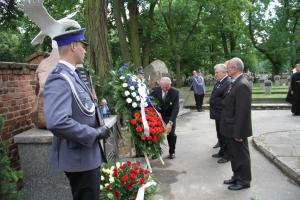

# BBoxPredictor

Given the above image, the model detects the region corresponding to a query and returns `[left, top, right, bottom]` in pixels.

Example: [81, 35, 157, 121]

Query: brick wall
[0, 62, 38, 168]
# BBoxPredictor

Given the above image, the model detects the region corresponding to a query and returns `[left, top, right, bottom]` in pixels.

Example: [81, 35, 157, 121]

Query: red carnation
[147, 135, 152, 140]
[130, 173, 137, 179]
[127, 160, 132, 166]
[153, 136, 158, 142]
[114, 191, 121, 197]
[150, 128, 156, 135]
[134, 112, 140, 118]
[139, 178, 145, 185]
[105, 184, 112, 190]
[135, 126, 143, 132]
[139, 118, 143, 123]
[121, 175, 129, 184]
[131, 119, 137, 125]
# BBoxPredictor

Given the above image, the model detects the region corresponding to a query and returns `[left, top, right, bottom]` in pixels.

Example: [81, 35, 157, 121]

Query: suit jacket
[150, 87, 179, 123]
[220, 75, 252, 139]
[44, 63, 103, 172]
[209, 76, 231, 120]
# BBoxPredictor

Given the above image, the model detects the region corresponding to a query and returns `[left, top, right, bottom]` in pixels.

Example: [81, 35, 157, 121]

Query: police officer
[44, 28, 110, 200]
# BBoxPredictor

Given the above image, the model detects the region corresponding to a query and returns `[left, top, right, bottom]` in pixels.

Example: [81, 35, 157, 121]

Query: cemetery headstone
[264, 80, 272, 95]
[274, 75, 280, 86]
[144, 59, 169, 89]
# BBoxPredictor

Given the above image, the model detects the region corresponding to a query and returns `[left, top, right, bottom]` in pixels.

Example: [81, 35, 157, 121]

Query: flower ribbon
[137, 82, 150, 136]
[136, 180, 157, 200]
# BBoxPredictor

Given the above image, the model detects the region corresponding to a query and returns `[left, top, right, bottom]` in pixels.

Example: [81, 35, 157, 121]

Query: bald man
[150, 77, 179, 159]
[220, 57, 252, 191]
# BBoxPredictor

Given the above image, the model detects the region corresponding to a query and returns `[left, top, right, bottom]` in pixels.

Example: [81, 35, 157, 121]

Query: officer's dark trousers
[65, 167, 100, 200]
[194, 94, 204, 111]
[228, 138, 251, 184]
[215, 120, 228, 158]
[167, 122, 177, 155]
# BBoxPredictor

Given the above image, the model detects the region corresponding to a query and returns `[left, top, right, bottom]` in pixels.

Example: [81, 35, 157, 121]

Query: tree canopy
[1, 0, 299, 86]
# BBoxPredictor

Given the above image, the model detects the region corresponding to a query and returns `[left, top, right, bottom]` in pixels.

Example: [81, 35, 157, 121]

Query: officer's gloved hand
[96, 126, 110, 139]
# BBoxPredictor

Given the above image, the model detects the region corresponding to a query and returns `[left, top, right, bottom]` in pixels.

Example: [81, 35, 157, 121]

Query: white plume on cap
[20, 0, 81, 46]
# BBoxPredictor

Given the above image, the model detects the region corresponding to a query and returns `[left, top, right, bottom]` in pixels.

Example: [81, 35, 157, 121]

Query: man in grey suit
[220, 57, 252, 190]
[44, 28, 110, 200]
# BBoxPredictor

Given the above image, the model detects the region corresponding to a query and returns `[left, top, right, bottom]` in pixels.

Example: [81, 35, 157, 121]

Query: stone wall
[0, 62, 37, 168]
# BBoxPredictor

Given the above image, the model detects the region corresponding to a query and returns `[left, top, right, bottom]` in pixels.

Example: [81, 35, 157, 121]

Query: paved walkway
[151, 110, 300, 200]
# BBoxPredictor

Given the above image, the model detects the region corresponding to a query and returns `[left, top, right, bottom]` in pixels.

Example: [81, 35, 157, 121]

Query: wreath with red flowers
[129, 107, 166, 156]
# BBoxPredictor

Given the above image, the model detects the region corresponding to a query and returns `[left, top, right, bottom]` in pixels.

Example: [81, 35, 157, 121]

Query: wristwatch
[168, 121, 173, 126]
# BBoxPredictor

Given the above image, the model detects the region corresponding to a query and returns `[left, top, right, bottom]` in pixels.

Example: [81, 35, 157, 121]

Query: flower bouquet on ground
[100, 160, 157, 200]
[110, 65, 166, 166]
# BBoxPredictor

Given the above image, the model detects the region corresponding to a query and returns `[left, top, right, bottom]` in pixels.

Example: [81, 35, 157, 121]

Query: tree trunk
[113, 0, 130, 64]
[220, 28, 229, 59]
[128, 0, 141, 67]
[142, 0, 157, 66]
[86, 0, 112, 95]
[175, 54, 182, 87]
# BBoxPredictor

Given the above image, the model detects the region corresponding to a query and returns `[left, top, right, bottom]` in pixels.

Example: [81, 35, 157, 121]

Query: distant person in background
[290, 64, 300, 115]
[210, 64, 231, 164]
[220, 57, 252, 191]
[191, 69, 205, 112]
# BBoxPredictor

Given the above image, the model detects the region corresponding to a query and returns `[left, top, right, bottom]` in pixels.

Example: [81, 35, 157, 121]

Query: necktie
[162, 91, 167, 102]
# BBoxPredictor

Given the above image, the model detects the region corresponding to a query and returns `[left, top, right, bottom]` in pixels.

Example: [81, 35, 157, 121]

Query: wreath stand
[143, 152, 164, 173]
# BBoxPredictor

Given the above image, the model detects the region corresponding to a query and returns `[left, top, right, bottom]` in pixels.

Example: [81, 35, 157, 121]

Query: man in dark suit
[150, 77, 179, 159]
[44, 29, 110, 200]
[220, 57, 252, 191]
[210, 64, 231, 164]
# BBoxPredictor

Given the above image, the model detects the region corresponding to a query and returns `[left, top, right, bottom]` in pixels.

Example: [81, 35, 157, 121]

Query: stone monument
[274, 75, 281, 86]
[144, 59, 169, 89]
[264, 80, 272, 95]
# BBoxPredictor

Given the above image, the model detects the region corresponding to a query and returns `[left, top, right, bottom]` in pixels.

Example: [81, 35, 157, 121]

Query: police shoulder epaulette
[52, 66, 63, 74]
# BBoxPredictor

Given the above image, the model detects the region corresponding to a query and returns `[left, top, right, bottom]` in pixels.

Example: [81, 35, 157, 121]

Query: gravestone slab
[144, 59, 169, 89]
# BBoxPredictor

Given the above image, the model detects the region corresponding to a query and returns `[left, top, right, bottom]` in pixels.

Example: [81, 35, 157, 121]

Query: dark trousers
[215, 120, 228, 158]
[194, 94, 204, 111]
[65, 167, 100, 200]
[228, 138, 251, 184]
[167, 122, 177, 154]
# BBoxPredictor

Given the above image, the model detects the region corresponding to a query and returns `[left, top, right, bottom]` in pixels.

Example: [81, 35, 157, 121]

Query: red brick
[0, 107, 8, 114]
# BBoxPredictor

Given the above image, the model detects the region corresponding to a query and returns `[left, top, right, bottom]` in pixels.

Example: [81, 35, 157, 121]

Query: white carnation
[122, 83, 128, 87]
[101, 176, 104, 180]
[120, 76, 125, 80]
[109, 176, 115, 183]
[107, 193, 114, 199]
[135, 96, 140, 101]
[131, 92, 137, 97]
[116, 162, 121, 168]
[124, 90, 130, 96]
[126, 98, 132, 103]
[105, 183, 109, 187]
[132, 102, 137, 108]
[130, 86, 135, 90]
[144, 102, 148, 107]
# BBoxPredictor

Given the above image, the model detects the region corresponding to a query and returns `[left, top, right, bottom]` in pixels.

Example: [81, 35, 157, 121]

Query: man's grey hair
[214, 64, 227, 72]
[160, 76, 172, 85]
[230, 57, 244, 72]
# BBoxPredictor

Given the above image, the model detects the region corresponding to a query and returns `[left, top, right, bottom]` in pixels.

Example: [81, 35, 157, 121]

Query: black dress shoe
[228, 183, 250, 190]
[217, 157, 229, 163]
[213, 142, 220, 148]
[223, 178, 237, 185]
[212, 153, 222, 158]
[168, 154, 175, 159]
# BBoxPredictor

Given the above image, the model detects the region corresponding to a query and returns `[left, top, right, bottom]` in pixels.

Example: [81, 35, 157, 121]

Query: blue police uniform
[44, 62, 103, 172]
